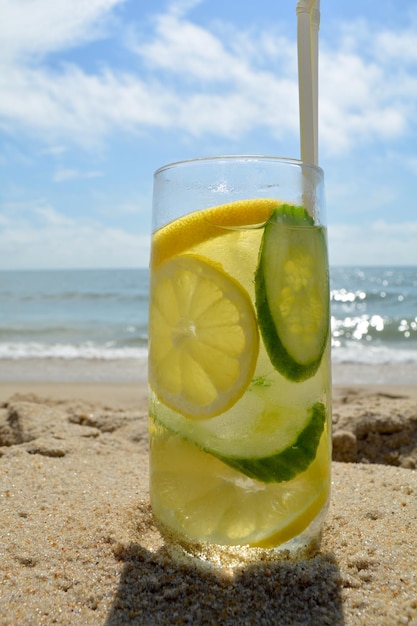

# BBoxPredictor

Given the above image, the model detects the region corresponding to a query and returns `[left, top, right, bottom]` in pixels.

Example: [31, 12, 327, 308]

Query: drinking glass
[148, 156, 331, 568]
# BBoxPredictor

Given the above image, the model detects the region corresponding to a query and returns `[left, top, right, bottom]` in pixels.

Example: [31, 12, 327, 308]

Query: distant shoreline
[1, 377, 417, 407]
[0, 358, 415, 386]
[1, 264, 416, 272]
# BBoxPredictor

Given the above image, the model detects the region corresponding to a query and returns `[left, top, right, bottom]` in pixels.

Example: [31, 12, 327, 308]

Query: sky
[1, 0, 417, 269]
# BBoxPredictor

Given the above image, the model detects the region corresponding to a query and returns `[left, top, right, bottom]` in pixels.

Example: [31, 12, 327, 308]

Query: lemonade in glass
[148, 156, 331, 567]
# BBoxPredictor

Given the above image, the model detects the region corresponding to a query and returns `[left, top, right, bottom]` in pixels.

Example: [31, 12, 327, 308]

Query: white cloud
[34, 205, 73, 226]
[319, 49, 407, 155]
[110, 201, 146, 215]
[0, 206, 149, 269]
[0, 0, 125, 61]
[136, 12, 231, 79]
[53, 169, 80, 182]
[0, 1, 301, 144]
[53, 168, 103, 182]
[130, 9, 300, 138]
[0, 0, 415, 155]
[1, 2, 417, 271]
[41, 145, 69, 156]
[0, 64, 177, 145]
[328, 221, 417, 266]
[405, 156, 417, 176]
[373, 29, 417, 64]
[168, 0, 203, 18]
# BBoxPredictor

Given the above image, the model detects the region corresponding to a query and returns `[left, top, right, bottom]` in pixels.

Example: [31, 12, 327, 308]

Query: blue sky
[1, 0, 417, 269]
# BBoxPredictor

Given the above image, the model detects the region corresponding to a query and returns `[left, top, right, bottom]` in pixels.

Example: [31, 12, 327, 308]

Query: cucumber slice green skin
[151, 401, 326, 484]
[212, 402, 326, 483]
[255, 205, 330, 382]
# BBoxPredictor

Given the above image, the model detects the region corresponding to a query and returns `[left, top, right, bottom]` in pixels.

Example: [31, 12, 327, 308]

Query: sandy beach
[1, 381, 416, 625]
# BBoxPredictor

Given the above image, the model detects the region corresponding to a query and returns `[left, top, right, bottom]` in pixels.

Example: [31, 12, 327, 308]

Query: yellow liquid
[148, 209, 331, 566]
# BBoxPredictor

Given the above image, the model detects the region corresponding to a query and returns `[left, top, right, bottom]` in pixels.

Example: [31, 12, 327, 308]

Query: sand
[0, 382, 416, 626]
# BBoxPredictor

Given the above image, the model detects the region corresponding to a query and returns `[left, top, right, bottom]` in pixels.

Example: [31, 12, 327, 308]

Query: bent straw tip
[296, 0, 320, 16]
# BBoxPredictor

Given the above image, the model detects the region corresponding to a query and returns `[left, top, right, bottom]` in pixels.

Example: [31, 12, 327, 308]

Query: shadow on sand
[105, 532, 345, 625]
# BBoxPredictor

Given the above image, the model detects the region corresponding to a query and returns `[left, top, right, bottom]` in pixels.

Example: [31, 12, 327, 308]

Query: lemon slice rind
[149, 254, 259, 419]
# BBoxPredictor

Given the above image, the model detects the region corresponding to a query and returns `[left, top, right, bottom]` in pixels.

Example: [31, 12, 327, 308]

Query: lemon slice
[151, 198, 279, 267]
[150, 423, 330, 547]
[149, 254, 259, 419]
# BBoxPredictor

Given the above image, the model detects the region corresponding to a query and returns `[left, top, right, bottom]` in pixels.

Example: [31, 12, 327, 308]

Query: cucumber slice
[150, 385, 326, 484]
[212, 402, 325, 482]
[255, 205, 329, 382]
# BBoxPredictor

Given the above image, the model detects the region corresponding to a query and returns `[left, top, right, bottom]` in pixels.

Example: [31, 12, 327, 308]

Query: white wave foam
[2, 341, 416, 368]
[0, 342, 148, 360]
[332, 341, 417, 365]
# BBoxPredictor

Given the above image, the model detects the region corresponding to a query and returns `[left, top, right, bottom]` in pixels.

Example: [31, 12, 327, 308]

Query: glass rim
[154, 155, 323, 177]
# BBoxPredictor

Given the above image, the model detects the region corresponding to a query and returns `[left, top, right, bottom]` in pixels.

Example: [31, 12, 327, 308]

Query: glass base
[154, 504, 328, 571]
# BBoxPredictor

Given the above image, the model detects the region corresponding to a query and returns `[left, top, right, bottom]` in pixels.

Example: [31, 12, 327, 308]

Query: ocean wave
[332, 341, 417, 365]
[0, 325, 149, 344]
[0, 291, 149, 303]
[2, 340, 416, 368]
[0, 342, 148, 361]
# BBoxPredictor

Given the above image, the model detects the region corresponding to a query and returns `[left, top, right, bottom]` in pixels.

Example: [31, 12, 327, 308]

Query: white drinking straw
[296, 0, 320, 166]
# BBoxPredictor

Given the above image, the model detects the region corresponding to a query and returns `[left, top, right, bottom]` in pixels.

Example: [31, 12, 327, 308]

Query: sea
[0, 267, 416, 385]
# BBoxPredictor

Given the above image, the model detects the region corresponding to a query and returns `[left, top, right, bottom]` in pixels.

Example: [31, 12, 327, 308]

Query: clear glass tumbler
[148, 156, 331, 568]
